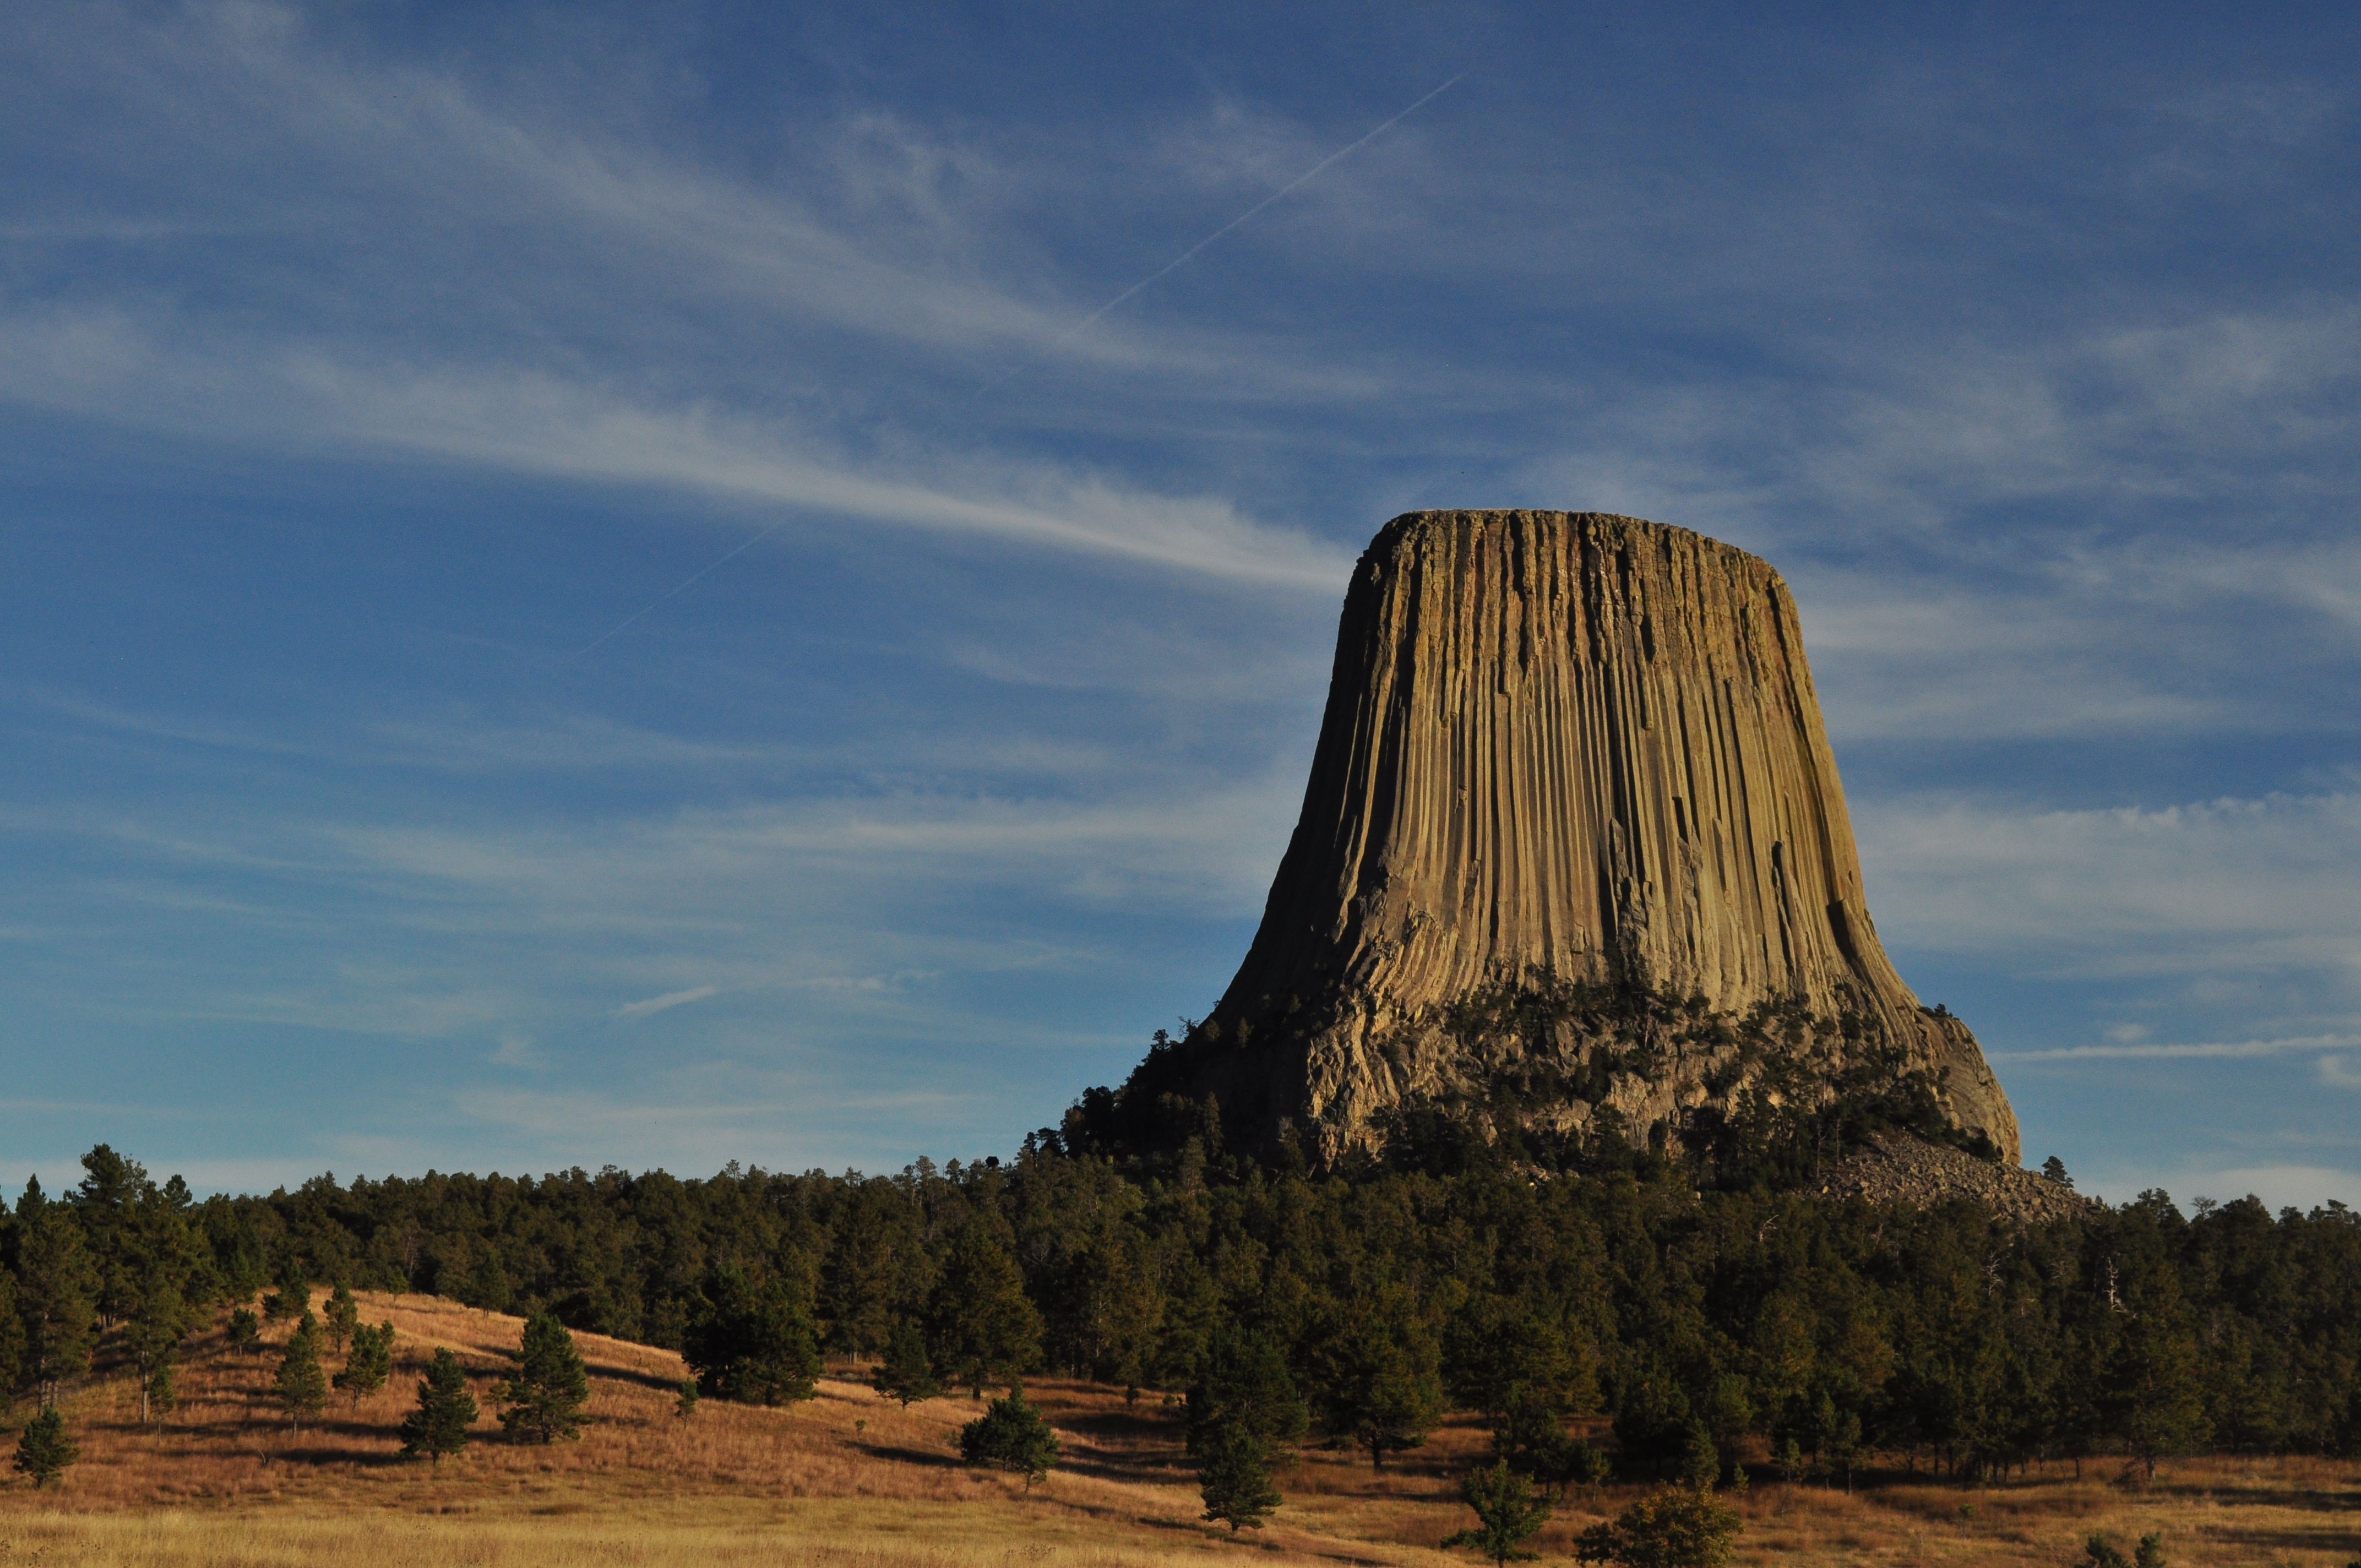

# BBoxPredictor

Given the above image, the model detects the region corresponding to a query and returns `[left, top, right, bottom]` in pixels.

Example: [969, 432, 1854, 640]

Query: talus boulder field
[1152, 510, 2018, 1167]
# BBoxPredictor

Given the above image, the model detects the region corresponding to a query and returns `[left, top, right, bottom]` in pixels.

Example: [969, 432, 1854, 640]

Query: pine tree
[227, 1307, 263, 1354]
[16, 1195, 99, 1408]
[264, 1254, 308, 1321]
[2042, 1156, 2074, 1189]
[2110, 1279, 2208, 1482]
[1308, 1291, 1444, 1469]
[145, 1358, 177, 1424]
[1186, 1325, 1308, 1461]
[12, 1407, 77, 1489]
[683, 1267, 822, 1407]
[400, 1347, 478, 1466]
[819, 1184, 910, 1359]
[1198, 1415, 1283, 1532]
[0, 1271, 26, 1402]
[463, 1249, 513, 1314]
[275, 1310, 330, 1435]
[1679, 1420, 1721, 1492]
[334, 1321, 394, 1411]
[872, 1320, 942, 1408]
[959, 1382, 1059, 1489]
[126, 1282, 189, 1427]
[674, 1377, 699, 1421]
[924, 1227, 1042, 1397]
[324, 1283, 360, 1357]
[1442, 1460, 1554, 1566]
[496, 1313, 592, 1443]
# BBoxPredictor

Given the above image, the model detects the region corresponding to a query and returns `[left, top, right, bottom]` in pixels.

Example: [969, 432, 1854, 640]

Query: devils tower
[1119, 509, 2017, 1169]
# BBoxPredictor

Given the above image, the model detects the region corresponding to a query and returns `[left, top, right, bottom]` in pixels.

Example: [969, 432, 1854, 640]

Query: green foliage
[227, 1307, 262, 1354]
[1575, 1487, 1743, 1568]
[264, 1253, 308, 1321]
[1307, 1288, 1445, 1468]
[683, 1267, 821, 1407]
[274, 1310, 330, 1434]
[461, 1248, 513, 1314]
[871, 1320, 940, 1408]
[14, 1136, 2361, 1497]
[2110, 1275, 2210, 1480]
[1186, 1326, 1304, 1531]
[496, 1313, 592, 1443]
[959, 1382, 1059, 1488]
[324, 1283, 360, 1356]
[399, 1347, 478, 1466]
[1186, 1325, 1308, 1460]
[16, 1194, 99, 1406]
[1441, 1460, 1553, 1566]
[1678, 1419, 1721, 1491]
[674, 1376, 699, 1421]
[2043, 1156, 2075, 1189]
[2084, 1532, 2167, 1568]
[0, 1272, 24, 1398]
[924, 1226, 1042, 1396]
[1196, 1414, 1283, 1531]
[12, 1406, 77, 1489]
[335, 1320, 394, 1410]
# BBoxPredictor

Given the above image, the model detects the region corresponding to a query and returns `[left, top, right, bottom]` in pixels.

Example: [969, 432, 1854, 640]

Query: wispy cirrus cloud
[617, 985, 719, 1021]
[1990, 1033, 2361, 1063]
[0, 308, 1351, 591]
[1856, 790, 2361, 978]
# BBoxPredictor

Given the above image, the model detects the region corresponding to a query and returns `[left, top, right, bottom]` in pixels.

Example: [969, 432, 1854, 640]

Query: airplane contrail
[572, 519, 791, 658]
[575, 75, 1465, 655]
[983, 72, 1468, 389]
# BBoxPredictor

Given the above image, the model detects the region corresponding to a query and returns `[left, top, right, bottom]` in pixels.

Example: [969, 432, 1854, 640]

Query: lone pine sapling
[1197, 1415, 1283, 1532]
[275, 1311, 330, 1436]
[496, 1313, 592, 1444]
[324, 1283, 360, 1357]
[334, 1321, 394, 1411]
[12, 1407, 78, 1489]
[959, 1381, 1060, 1489]
[400, 1347, 479, 1467]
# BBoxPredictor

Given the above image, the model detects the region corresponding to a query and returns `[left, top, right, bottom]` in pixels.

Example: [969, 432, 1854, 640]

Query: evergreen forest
[7, 1127, 2361, 1487]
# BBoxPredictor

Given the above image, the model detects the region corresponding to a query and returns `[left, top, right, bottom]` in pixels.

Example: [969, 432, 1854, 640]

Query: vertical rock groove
[1186, 510, 2018, 1165]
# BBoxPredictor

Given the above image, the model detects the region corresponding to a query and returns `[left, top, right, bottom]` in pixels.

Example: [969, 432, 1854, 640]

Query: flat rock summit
[1134, 509, 2018, 1169]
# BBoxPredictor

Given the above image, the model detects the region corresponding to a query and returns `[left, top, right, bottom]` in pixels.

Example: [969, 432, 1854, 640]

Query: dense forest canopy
[7, 1128, 2361, 1482]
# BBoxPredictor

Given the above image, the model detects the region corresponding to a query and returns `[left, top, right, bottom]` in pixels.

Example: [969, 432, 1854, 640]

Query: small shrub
[12, 1407, 77, 1489]
[959, 1382, 1059, 1489]
[1442, 1460, 1553, 1566]
[1575, 1486, 1743, 1568]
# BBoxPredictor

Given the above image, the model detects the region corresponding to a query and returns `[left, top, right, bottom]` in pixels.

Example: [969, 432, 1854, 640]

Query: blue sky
[3, 2, 2357, 1206]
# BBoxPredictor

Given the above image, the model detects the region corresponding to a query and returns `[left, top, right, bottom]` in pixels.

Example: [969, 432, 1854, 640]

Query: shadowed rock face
[1185, 510, 2018, 1166]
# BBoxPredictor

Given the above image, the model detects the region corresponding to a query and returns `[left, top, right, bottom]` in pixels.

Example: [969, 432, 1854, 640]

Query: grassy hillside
[3, 1291, 2356, 1566]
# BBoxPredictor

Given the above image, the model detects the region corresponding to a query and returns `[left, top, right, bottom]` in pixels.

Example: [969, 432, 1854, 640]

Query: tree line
[6, 1135, 2360, 1504]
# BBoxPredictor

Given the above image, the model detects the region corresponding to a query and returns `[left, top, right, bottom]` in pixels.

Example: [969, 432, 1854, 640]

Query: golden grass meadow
[2, 1291, 2355, 1566]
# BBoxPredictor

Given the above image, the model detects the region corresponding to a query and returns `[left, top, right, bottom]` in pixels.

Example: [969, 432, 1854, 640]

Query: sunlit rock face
[1185, 509, 2018, 1166]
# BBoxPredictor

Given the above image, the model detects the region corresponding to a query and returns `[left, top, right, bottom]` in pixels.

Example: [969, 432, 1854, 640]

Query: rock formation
[1159, 509, 2018, 1167]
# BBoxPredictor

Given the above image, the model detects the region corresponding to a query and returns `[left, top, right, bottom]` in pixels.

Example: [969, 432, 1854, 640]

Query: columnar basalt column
[1180, 510, 2017, 1165]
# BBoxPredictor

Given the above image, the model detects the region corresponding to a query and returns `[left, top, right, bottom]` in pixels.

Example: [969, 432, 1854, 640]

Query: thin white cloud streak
[618, 985, 719, 1021]
[1990, 1033, 2361, 1061]
[0, 307, 1351, 591]
[2, 767, 1304, 1044]
[1855, 790, 2361, 981]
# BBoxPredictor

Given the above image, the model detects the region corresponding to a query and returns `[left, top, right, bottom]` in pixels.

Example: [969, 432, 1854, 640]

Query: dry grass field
[1, 1291, 2355, 1566]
